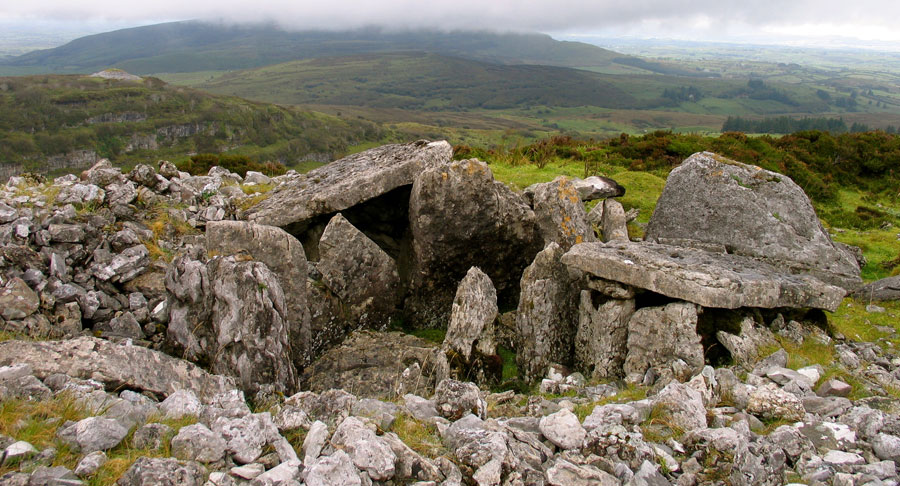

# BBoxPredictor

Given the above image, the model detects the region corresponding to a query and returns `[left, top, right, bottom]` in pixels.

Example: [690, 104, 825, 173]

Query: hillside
[0, 21, 627, 75]
[0, 73, 383, 179]
[197, 52, 639, 110]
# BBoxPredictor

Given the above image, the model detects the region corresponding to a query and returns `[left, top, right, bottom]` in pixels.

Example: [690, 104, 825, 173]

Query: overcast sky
[2, 0, 900, 49]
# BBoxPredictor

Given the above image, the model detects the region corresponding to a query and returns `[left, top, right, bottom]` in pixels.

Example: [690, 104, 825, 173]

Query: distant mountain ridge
[0, 21, 627, 74]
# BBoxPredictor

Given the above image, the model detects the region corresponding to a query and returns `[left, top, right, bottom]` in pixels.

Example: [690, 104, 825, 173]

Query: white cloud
[1, 0, 899, 46]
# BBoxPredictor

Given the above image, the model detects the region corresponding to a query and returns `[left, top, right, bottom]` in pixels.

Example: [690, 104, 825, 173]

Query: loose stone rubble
[0, 144, 896, 486]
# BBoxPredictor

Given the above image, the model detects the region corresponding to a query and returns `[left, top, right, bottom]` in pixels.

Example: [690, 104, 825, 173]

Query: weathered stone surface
[332, 416, 396, 480]
[301, 331, 438, 399]
[571, 176, 625, 201]
[653, 383, 708, 432]
[434, 379, 487, 421]
[132, 423, 173, 450]
[716, 314, 779, 367]
[546, 458, 618, 486]
[93, 244, 149, 283]
[623, 302, 703, 381]
[0, 336, 236, 401]
[443, 267, 499, 383]
[116, 457, 206, 486]
[407, 158, 541, 327]
[0, 278, 40, 320]
[212, 413, 281, 465]
[317, 213, 400, 330]
[516, 243, 585, 383]
[205, 220, 311, 369]
[562, 240, 845, 311]
[166, 255, 298, 395]
[171, 424, 226, 463]
[872, 433, 900, 463]
[245, 140, 450, 228]
[852, 275, 900, 302]
[58, 417, 129, 452]
[74, 451, 107, 478]
[817, 379, 852, 398]
[645, 151, 861, 289]
[575, 290, 634, 381]
[528, 176, 596, 251]
[747, 384, 805, 421]
[600, 198, 628, 242]
[304, 451, 361, 486]
[539, 409, 586, 450]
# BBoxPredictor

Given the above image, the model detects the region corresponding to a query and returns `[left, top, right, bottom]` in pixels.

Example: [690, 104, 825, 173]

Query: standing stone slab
[166, 254, 298, 395]
[600, 198, 628, 242]
[645, 151, 860, 290]
[244, 140, 452, 228]
[515, 243, 585, 383]
[445, 267, 499, 361]
[562, 240, 845, 311]
[528, 176, 596, 251]
[206, 220, 311, 369]
[408, 158, 541, 327]
[317, 213, 401, 330]
[574, 290, 635, 381]
[623, 302, 704, 382]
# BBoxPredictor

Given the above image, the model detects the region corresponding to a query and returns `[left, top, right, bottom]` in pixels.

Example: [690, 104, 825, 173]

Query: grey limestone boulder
[74, 451, 107, 478]
[170, 424, 226, 463]
[652, 382, 708, 432]
[58, 417, 129, 453]
[852, 275, 900, 302]
[0, 278, 39, 321]
[716, 314, 779, 368]
[516, 243, 585, 383]
[434, 379, 487, 421]
[546, 458, 619, 486]
[623, 302, 704, 382]
[317, 213, 401, 330]
[562, 240, 845, 311]
[205, 220, 311, 369]
[746, 384, 805, 421]
[0, 336, 235, 401]
[572, 175, 625, 201]
[538, 408, 586, 450]
[116, 457, 206, 486]
[645, 151, 861, 290]
[528, 176, 596, 251]
[304, 451, 361, 486]
[407, 158, 541, 327]
[331, 416, 396, 481]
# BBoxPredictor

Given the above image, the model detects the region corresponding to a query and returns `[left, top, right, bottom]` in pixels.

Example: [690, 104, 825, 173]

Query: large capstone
[562, 240, 845, 312]
[645, 151, 861, 290]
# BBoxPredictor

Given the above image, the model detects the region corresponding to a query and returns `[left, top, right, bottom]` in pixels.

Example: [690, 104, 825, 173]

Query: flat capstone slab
[561, 240, 845, 311]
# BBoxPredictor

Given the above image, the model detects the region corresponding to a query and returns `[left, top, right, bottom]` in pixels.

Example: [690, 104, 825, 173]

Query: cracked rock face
[645, 151, 861, 290]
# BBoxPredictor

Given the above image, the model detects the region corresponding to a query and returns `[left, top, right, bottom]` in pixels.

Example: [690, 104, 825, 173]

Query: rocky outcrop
[317, 213, 401, 330]
[407, 158, 542, 326]
[562, 240, 846, 311]
[0, 337, 235, 400]
[244, 140, 452, 229]
[645, 151, 861, 290]
[516, 243, 585, 383]
[205, 220, 311, 369]
[851, 275, 900, 302]
[301, 331, 439, 399]
[527, 176, 596, 251]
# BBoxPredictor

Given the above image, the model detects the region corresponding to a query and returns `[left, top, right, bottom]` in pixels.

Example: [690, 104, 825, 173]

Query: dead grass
[389, 413, 445, 459]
